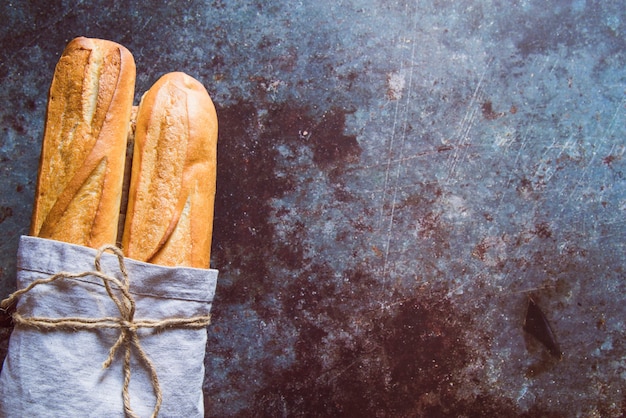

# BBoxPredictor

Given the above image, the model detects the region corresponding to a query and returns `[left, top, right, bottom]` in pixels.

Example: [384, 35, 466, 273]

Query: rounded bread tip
[156, 71, 210, 94]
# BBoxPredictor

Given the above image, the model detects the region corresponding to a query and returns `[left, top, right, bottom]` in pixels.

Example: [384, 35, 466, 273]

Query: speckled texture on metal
[1, 1, 625, 416]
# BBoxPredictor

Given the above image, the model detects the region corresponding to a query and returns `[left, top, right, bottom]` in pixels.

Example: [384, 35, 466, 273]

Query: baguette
[30, 37, 136, 248]
[121, 72, 218, 268]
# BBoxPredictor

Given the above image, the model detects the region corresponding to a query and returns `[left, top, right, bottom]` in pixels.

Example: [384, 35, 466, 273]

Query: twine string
[0, 245, 211, 418]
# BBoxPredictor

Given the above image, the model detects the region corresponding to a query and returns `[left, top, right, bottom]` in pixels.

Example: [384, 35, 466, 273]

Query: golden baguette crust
[121, 72, 218, 268]
[30, 37, 136, 248]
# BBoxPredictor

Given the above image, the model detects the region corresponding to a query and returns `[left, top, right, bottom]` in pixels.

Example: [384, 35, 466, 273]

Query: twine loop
[0, 245, 212, 418]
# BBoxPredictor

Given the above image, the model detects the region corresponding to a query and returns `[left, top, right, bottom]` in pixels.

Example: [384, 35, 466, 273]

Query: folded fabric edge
[16, 235, 218, 303]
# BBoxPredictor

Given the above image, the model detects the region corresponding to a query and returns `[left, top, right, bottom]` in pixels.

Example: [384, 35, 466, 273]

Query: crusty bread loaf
[121, 72, 218, 268]
[30, 37, 136, 248]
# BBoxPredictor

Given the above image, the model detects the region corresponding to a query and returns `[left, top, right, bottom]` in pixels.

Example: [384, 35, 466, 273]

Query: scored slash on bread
[31, 38, 218, 269]
[30, 37, 136, 249]
[121, 72, 218, 269]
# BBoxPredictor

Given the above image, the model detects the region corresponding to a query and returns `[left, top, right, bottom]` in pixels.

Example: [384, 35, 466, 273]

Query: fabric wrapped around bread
[30, 37, 136, 248]
[121, 72, 218, 269]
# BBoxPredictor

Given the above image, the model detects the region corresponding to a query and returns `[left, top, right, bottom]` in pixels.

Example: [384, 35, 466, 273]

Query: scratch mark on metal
[445, 58, 491, 184]
[565, 98, 625, 206]
[380, 4, 419, 301]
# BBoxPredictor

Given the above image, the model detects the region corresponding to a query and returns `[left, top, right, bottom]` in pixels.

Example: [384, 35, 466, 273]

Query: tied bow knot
[1, 245, 212, 418]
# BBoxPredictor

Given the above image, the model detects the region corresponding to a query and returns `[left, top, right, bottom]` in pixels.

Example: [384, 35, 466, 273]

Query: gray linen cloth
[0, 235, 218, 417]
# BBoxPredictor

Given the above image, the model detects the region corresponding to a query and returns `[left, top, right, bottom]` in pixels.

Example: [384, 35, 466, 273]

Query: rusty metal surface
[1, 1, 625, 416]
